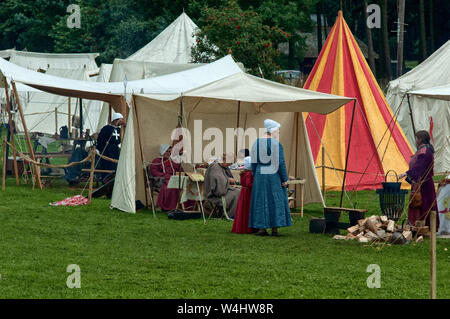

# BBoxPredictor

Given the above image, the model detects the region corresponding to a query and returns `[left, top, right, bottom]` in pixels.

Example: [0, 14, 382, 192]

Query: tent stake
[11, 81, 42, 190]
[339, 99, 356, 207]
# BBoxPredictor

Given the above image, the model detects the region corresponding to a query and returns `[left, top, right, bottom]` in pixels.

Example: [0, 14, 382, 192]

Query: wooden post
[4, 80, 19, 185]
[294, 112, 299, 208]
[55, 107, 58, 135]
[11, 81, 42, 190]
[407, 94, 417, 136]
[88, 146, 96, 204]
[430, 210, 436, 299]
[68, 97, 71, 134]
[235, 100, 240, 160]
[322, 146, 325, 200]
[2, 138, 7, 190]
[396, 0, 406, 77]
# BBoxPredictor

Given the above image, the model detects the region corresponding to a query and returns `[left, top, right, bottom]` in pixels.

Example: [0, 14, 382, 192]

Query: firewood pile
[333, 215, 429, 244]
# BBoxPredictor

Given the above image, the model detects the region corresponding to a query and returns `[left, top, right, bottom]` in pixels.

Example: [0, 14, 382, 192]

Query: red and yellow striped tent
[304, 11, 413, 191]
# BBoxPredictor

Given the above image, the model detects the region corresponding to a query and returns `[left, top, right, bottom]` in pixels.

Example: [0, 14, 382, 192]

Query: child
[232, 157, 255, 234]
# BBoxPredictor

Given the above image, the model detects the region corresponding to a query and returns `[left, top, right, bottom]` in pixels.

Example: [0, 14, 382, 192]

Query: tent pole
[294, 112, 299, 208]
[68, 97, 71, 135]
[407, 93, 417, 136]
[235, 101, 240, 160]
[79, 98, 83, 137]
[11, 81, 42, 190]
[339, 100, 356, 207]
[4, 78, 19, 185]
[322, 146, 325, 200]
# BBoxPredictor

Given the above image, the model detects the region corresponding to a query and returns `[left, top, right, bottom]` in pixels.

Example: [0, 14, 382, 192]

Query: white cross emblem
[112, 129, 120, 141]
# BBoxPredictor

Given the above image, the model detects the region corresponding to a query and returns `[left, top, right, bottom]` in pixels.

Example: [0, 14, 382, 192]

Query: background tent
[111, 68, 353, 214]
[8, 50, 99, 75]
[127, 12, 198, 63]
[386, 40, 450, 173]
[303, 11, 413, 191]
[1, 51, 101, 135]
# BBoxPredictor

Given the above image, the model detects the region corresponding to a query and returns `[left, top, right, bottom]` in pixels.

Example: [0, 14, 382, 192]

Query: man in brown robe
[204, 153, 240, 218]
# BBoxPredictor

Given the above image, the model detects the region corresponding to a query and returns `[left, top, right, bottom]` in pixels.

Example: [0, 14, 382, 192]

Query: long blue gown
[248, 137, 292, 229]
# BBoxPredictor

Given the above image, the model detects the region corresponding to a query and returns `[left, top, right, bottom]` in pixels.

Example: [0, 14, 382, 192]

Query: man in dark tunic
[96, 112, 125, 181]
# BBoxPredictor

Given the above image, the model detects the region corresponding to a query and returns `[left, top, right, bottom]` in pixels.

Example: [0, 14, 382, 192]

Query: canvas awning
[0, 55, 243, 114]
[139, 71, 354, 114]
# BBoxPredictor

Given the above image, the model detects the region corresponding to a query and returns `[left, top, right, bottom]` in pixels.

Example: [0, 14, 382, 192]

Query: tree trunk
[364, 0, 376, 76]
[419, 0, 427, 62]
[288, 38, 295, 69]
[396, 0, 405, 77]
[381, 0, 392, 81]
[429, 0, 435, 53]
[317, 1, 323, 53]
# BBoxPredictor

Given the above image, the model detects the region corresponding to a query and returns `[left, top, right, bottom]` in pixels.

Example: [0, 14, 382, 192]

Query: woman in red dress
[232, 157, 255, 234]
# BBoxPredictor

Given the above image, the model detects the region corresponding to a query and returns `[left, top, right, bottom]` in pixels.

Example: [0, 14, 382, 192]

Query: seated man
[204, 153, 241, 218]
[150, 144, 183, 212]
[96, 112, 125, 181]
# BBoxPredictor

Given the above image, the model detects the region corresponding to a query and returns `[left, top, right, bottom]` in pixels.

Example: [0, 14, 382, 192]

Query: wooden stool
[287, 178, 306, 217]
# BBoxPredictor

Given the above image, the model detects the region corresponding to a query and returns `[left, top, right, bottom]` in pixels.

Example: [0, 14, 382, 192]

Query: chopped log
[375, 222, 383, 228]
[365, 231, 379, 241]
[365, 219, 379, 233]
[358, 218, 367, 227]
[347, 225, 360, 234]
[380, 216, 388, 223]
[403, 231, 413, 241]
[416, 236, 424, 243]
[359, 237, 370, 243]
[356, 232, 365, 238]
[333, 235, 347, 240]
[387, 220, 395, 232]
[377, 230, 386, 239]
[415, 220, 426, 227]
[404, 224, 411, 232]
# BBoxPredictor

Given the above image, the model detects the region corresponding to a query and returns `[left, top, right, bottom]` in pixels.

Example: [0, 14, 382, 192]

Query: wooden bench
[323, 206, 368, 234]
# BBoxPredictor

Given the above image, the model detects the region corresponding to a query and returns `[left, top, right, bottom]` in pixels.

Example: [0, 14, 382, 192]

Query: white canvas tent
[111, 66, 354, 213]
[8, 50, 99, 75]
[127, 12, 198, 63]
[0, 51, 102, 135]
[386, 40, 450, 173]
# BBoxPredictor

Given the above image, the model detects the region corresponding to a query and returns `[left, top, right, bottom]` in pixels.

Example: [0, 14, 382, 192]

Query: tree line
[0, 0, 448, 81]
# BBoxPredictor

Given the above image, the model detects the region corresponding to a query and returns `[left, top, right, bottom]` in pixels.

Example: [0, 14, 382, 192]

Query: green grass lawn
[0, 177, 449, 299]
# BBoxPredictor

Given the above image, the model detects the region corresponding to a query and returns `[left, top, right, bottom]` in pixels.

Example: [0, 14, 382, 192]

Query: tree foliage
[191, 0, 290, 80]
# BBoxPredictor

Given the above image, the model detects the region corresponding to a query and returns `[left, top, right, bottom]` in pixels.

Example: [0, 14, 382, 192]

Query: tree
[0, 0, 69, 52]
[51, 0, 163, 64]
[191, 0, 290, 80]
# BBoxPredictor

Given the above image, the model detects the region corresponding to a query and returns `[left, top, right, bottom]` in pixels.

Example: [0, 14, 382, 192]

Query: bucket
[382, 170, 401, 192]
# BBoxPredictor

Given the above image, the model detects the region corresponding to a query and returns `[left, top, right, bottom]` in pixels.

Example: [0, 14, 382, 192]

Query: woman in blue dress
[249, 119, 292, 236]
